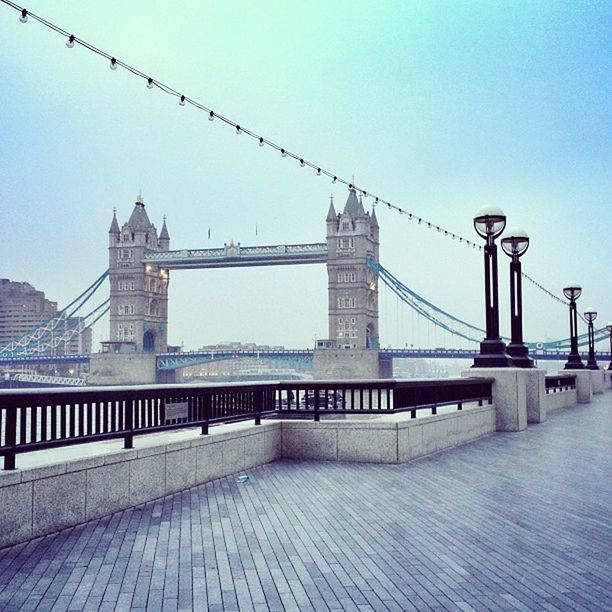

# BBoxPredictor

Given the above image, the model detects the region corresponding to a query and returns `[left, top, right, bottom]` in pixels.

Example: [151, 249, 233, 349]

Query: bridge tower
[107, 195, 170, 354]
[326, 186, 380, 349]
[315, 187, 389, 379]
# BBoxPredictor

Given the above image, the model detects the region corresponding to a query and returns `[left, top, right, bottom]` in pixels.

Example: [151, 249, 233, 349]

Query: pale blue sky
[1, 1, 610, 350]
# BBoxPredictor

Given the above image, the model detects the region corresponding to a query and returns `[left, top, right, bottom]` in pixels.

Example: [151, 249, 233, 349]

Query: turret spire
[343, 185, 364, 218]
[326, 196, 337, 222]
[108, 207, 120, 234]
[160, 215, 170, 242]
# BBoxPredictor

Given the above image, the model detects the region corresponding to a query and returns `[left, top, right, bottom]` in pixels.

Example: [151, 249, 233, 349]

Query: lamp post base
[506, 342, 534, 368]
[564, 353, 584, 370]
[585, 361, 599, 370]
[472, 339, 513, 368]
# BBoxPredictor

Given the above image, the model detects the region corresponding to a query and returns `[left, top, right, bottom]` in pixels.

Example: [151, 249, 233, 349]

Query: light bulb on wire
[110, 57, 117, 70]
[179, 95, 186, 106]
[19, 9, 28, 23]
[66, 35, 75, 48]
[259, 137, 264, 147]
[208, 111, 214, 121]
[147, 78, 154, 89]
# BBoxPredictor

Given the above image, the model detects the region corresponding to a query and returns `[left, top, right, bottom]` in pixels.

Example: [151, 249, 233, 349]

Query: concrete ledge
[591, 370, 605, 395]
[545, 388, 578, 413]
[574, 370, 593, 403]
[282, 404, 495, 464]
[462, 368, 528, 431]
[0, 421, 282, 549]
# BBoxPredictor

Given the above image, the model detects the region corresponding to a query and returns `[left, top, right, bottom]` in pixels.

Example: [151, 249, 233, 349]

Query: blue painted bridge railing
[0, 378, 493, 470]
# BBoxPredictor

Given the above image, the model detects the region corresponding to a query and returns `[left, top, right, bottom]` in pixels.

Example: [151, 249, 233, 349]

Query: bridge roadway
[1, 349, 610, 370]
[0, 392, 610, 610]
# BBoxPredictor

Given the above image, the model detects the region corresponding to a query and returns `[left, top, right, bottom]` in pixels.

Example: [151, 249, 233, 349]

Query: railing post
[123, 400, 133, 449]
[201, 394, 209, 435]
[314, 389, 320, 422]
[4, 406, 17, 470]
[254, 389, 262, 426]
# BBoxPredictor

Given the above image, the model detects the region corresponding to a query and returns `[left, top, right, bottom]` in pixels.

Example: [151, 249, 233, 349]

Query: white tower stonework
[107, 196, 170, 353]
[314, 187, 390, 379]
[326, 187, 380, 349]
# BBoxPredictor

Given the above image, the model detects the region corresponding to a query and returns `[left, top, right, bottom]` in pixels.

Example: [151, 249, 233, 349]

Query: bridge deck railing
[0, 378, 493, 470]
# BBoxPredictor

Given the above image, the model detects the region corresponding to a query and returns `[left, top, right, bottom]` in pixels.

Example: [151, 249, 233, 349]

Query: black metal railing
[0, 383, 276, 470]
[276, 377, 493, 421]
[0, 378, 493, 469]
[544, 374, 576, 394]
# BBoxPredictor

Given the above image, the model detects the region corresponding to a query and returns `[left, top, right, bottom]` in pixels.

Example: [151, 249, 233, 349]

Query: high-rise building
[0, 280, 57, 345]
[0, 279, 92, 354]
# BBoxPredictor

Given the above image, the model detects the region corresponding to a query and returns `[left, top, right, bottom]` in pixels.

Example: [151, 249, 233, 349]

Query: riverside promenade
[0, 393, 610, 611]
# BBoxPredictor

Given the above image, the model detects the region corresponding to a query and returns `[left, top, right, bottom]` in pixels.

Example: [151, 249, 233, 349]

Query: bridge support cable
[368, 258, 484, 345]
[369, 259, 608, 351]
[0, 271, 109, 356]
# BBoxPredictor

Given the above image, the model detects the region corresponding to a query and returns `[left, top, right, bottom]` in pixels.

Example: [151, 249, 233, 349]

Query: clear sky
[1, 0, 610, 351]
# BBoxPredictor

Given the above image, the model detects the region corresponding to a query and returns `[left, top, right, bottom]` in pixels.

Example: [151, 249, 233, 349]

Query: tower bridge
[90, 188, 382, 383]
[3, 191, 609, 385]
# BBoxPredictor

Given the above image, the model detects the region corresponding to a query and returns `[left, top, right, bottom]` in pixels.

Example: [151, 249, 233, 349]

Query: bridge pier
[89, 353, 157, 385]
[313, 349, 391, 380]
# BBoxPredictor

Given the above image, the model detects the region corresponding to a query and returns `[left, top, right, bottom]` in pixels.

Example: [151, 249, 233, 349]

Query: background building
[0, 279, 92, 354]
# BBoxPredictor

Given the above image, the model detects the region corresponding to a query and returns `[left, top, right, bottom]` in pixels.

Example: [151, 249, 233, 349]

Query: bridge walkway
[0, 394, 610, 611]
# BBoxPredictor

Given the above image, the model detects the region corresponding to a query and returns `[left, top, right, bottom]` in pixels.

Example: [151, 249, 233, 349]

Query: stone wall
[0, 422, 280, 549]
[545, 388, 578, 413]
[282, 404, 495, 463]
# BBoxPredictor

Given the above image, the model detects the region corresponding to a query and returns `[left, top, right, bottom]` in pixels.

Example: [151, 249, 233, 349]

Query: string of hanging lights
[2, 0, 484, 248]
[1, 0, 573, 312]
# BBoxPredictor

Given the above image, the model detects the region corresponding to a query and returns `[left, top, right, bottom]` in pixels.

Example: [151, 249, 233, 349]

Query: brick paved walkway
[1, 394, 610, 611]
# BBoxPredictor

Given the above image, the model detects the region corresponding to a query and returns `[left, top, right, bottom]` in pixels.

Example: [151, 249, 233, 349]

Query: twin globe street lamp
[563, 282, 584, 370]
[500, 228, 533, 368]
[583, 307, 599, 370]
[472, 206, 513, 367]
[472, 208, 600, 371]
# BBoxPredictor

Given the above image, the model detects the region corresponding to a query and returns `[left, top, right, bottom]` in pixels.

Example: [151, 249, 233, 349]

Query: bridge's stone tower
[326, 187, 380, 349]
[107, 196, 170, 353]
[314, 187, 389, 379]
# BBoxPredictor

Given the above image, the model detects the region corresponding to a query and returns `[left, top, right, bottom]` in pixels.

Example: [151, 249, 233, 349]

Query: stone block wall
[0, 422, 281, 549]
[281, 404, 495, 464]
[545, 388, 578, 413]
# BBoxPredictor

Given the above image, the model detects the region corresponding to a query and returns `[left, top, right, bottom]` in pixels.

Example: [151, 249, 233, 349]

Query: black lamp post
[563, 282, 584, 370]
[607, 322, 612, 371]
[472, 206, 513, 368]
[583, 307, 599, 370]
[500, 228, 533, 368]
